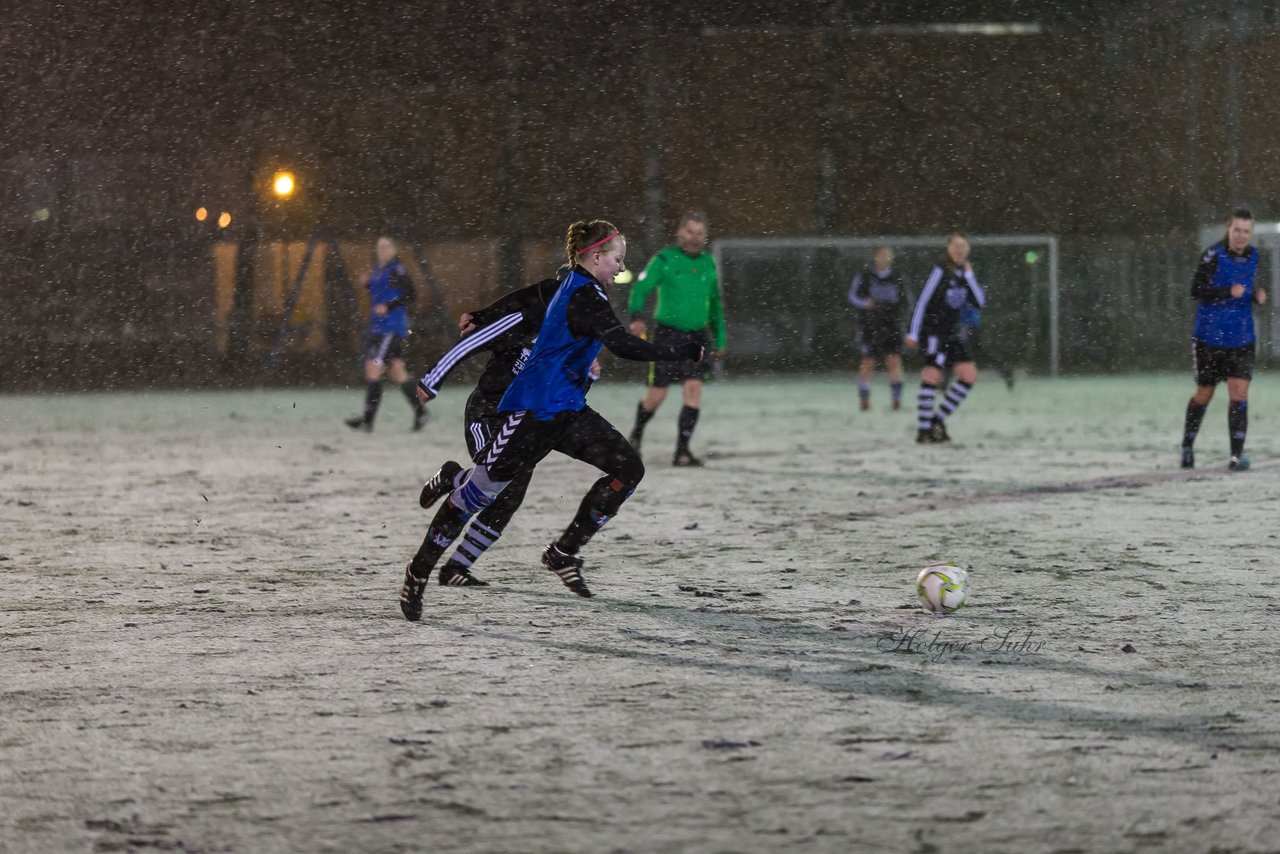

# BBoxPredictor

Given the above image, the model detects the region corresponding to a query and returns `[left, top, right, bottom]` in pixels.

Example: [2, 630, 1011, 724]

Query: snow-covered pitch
[3, 375, 1278, 852]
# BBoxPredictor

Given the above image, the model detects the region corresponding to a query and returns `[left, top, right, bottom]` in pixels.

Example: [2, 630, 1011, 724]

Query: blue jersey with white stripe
[498, 270, 605, 419]
[1192, 242, 1258, 347]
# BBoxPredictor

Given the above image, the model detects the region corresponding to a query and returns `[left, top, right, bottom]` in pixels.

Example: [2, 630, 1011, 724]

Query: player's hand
[712, 349, 726, 360]
[458, 312, 475, 336]
[864, 299, 876, 311]
[1256, 287, 1268, 305]
[588, 359, 603, 381]
[373, 303, 388, 317]
[629, 319, 647, 338]
[1231, 284, 1246, 298]
[963, 261, 973, 274]
[904, 337, 918, 350]
[416, 383, 435, 405]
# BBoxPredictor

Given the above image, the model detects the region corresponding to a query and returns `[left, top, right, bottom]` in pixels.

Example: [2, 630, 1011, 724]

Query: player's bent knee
[451, 465, 512, 515]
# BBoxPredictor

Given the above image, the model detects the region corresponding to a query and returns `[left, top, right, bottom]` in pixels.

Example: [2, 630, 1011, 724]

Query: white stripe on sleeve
[419, 312, 524, 396]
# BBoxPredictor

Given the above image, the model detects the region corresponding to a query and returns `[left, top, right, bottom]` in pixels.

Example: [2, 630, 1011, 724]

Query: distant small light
[217, 211, 232, 228]
[195, 207, 208, 222]
[273, 171, 296, 198]
[1024, 250, 1040, 264]
[32, 208, 50, 222]
[615, 269, 635, 285]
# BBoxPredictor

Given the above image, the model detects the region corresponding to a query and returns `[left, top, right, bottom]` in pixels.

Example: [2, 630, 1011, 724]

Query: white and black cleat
[419, 461, 463, 509]
[541, 544, 593, 598]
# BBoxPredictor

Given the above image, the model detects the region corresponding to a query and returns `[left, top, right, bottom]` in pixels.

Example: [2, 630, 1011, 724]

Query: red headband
[578, 231, 620, 256]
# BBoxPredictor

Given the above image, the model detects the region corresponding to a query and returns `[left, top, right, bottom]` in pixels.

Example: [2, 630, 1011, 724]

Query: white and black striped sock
[937, 380, 973, 421]
[446, 519, 501, 570]
[917, 383, 938, 431]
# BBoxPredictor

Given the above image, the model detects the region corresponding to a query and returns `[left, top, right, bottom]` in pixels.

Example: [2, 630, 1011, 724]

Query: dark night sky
[3, 0, 1113, 156]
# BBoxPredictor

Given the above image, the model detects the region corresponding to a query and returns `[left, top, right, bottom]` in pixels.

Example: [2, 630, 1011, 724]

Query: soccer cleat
[860, 398, 871, 412]
[627, 430, 642, 452]
[399, 564, 428, 621]
[1228, 454, 1251, 472]
[438, 564, 489, 587]
[412, 408, 431, 432]
[916, 429, 935, 444]
[541, 544, 593, 598]
[346, 416, 371, 432]
[419, 460, 463, 509]
[672, 451, 704, 467]
[930, 417, 951, 443]
[891, 398, 902, 411]
[1180, 445, 1195, 469]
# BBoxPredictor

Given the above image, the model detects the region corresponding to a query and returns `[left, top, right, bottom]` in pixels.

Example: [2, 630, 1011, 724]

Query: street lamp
[272, 171, 296, 199]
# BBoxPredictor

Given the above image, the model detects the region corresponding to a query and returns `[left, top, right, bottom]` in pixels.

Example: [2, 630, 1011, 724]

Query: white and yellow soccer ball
[916, 564, 970, 614]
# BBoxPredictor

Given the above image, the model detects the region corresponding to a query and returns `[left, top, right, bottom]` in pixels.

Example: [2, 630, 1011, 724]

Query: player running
[344, 235, 429, 432]
[1180, 208, 1268, 471]
[906, 233, 985, 443]
[847, 244, 910, 411]
[409, 273, 564, 587]
[399, 220, 703, 621]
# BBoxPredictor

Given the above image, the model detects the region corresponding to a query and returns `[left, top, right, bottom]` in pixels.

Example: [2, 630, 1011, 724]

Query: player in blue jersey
[1181, 209, 1268, 471]
[345, 235, 429, 432]
[398, 220, 704, 621]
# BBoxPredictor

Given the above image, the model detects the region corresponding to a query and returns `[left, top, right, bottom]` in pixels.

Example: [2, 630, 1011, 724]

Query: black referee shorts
[646, 325, 709, 387]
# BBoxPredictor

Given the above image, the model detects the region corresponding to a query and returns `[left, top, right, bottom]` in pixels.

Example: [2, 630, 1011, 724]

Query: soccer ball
[916, 564, 969, 614]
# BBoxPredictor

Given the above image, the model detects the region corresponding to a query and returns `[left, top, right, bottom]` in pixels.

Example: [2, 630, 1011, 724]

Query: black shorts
[1193, 340, 1254, 385]
[921, 334, 971, 369]
[464, 390, 504, 461]
[859, 327, 904, 359]
[363, 332, 408, 364]
[480, 406, 638, 484]
[647, 325, 709, 387]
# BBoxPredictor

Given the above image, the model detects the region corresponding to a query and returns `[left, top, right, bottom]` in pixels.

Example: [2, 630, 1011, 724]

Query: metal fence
[0, 229, 1272, 391]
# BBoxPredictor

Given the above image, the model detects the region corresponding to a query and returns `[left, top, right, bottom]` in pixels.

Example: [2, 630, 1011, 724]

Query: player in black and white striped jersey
[411, 274, 564, 586]
[905, 233, 986, 443]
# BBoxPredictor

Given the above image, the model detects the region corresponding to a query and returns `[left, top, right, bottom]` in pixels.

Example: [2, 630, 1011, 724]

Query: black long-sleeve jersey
[848, 266, 912, 336]
[417, 276, 698, 404]
[907, 262, 986, 341]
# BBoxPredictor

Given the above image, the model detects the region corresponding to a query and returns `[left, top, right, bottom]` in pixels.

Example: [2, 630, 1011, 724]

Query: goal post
[711, 234, 1061, 376]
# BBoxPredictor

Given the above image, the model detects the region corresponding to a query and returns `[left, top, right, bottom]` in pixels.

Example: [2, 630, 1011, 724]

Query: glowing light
[1024, 250, 1040, 265]
[217, 211, 232, 228]
[195, 207, 208, 222]
[272, 171, 296, 198]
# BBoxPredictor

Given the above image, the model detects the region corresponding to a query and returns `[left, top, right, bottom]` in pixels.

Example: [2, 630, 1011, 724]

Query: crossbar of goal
[712, 234, 1061, 376]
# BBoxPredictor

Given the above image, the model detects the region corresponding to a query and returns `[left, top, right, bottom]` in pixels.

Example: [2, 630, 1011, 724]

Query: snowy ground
[2, 374, 1279, 853]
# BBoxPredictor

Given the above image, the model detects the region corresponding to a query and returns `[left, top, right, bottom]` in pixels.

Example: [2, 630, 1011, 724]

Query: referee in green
[627, 211, 727, 467]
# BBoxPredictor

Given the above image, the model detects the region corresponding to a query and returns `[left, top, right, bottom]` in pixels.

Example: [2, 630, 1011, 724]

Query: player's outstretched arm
[416, 311, 524, 400]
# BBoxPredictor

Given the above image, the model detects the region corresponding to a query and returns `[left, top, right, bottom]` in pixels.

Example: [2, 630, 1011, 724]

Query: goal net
[711, 235, 1060, 376]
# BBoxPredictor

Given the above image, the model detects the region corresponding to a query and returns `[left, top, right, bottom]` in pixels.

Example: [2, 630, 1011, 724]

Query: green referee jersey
[627, 246, 727, 349]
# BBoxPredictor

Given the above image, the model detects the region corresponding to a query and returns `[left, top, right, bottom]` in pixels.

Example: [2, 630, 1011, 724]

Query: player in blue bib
[398, 220, 704, 621]
[1180, 209, 1268, 471]
[344, 235, 429, 432]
